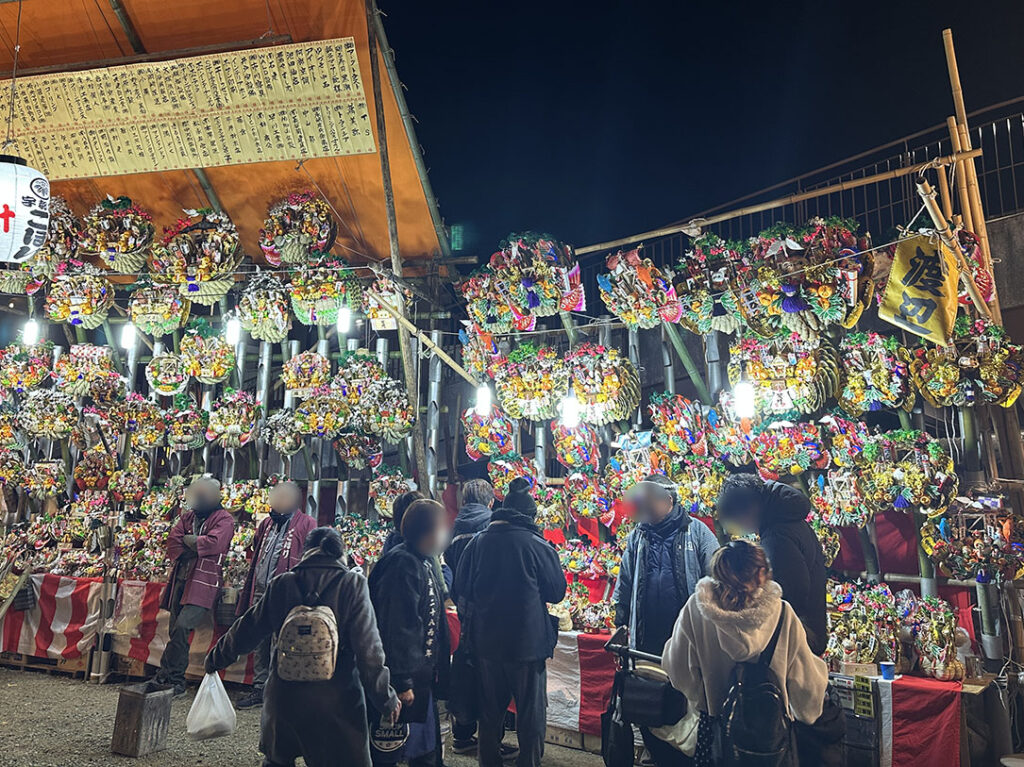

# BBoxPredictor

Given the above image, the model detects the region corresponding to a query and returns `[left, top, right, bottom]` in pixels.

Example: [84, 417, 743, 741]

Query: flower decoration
[461, 404, 516, 461]
[245, 487, 272, 518]
[604, 431, 665, 500]
[46, 268, 115, 328]
[148, 209, 242, 305]
[551, 420, 600, 471]
[458, 324, 505, 379]
[490, 232, 584, 318]
[294, 386, 351, 439]
[140, 483, 184, 520]
[820, 415, 868, 469]
[223, 523, 257, 587]
[54, 344, 121, 400]
[27, 196, 78, 280]
[259, 192, 337, 265]
[263, 410, 305, 456]
[74, 446, 116, 490]
[282, 351, 332, 399]
[459, 269, 518, 334]
[488, 452, 537, 501]
[221, 480, 259, 512]
[368, 466, 413, 519]
[18, 389, 78, 439]
[78, 196, 155, 273]
[597, 248, 681, 330]
[116, 521, 171, 581]
[672, 456, 728, 519]
[922, 515, 1022, 584]
[649, 393, 709, 457]
[0, 341, 53, 393]
[129, 283, 190, 336]
[857, 430, 958, 518]
[807, 513, 841, 566]
[288, 259, 362, 326]
[905, 595, 965, 681]
[535, 485, 568, 533]
[0, 449, 25, 486]
[494, 344, 569, 421]
[332, 432, 383, 470]
[180, 323, 236, 384]
[360, 379, 415, 443]
[338, 516, 390, 567]
[838, 332, 914, 415]
[362, 273, 413, 330]
[0, 405, 22, 450]
[110, 453, 150, 503]
[238, 271, 292, 343]
[910, 317, 1023, 408]
[70, 489, 111, 522]
[119, 393, 165, 449]
[22, 460, 66, 500]
[727, 334, 840, 418]
[749, 422, 830, 480]
[675, 234, 745, 334]
[163, 396, 208, 451]
[145, 353, 190, 396]
[564, 470, 613, 524]
[206, 390, 260, 449]
[331, 349, 388, 406]
[811, 470, 871, 527]
[565, 344, 641, 425]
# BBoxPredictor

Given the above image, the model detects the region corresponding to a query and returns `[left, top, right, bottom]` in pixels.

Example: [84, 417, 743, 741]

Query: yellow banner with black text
[879, 234, 960, 344]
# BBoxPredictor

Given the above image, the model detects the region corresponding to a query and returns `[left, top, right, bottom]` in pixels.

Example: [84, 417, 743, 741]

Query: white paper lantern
[0, 156, 49, 264]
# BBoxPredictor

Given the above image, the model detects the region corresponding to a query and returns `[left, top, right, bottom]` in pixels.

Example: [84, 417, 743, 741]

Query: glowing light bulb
[22, 318, 39, 345]
[559, 390, 581, 429]
[120, 321, 136, 350]
[337, 306, 352, 334]
[733, 379, 756, 420]
[474, 383, 492, 417]
[225, 316, 241, 346]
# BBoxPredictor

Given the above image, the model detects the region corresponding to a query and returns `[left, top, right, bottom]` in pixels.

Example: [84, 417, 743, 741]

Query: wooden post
[365, 0, 429, 493]
[946, 117, 974, 231]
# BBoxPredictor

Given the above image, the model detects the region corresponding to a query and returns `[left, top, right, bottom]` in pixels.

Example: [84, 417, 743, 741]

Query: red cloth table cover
[0, 574, 103, 660]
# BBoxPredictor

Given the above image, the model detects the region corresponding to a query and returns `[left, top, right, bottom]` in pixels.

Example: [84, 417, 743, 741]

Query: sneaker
[500, 743, 519, 760]
[235, 689, 264, 709]
[451, 737, 477, 754]
[171, 683, 188, 698]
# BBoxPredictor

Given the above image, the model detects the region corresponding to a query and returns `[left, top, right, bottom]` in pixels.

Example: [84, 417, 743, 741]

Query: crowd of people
[151, 470, 841, 767]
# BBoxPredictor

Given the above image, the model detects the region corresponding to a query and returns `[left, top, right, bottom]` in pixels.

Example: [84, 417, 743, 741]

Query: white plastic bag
[186, 673, 237, 740]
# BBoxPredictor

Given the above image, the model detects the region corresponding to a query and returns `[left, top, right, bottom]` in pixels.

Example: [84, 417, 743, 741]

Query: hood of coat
[489, 506, 541, 533]
[694, 577, 783, 662]
[452, 502, 493, 537]
[760, 481, 812, 527]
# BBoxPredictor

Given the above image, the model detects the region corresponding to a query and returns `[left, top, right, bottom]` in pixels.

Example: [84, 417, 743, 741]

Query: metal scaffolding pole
[307, 338, 330, 520]
[256, 340, 274, 477]
[426, 330, 442, 498]
[661, 326, 676, 395]
[628, 329, 642, 428]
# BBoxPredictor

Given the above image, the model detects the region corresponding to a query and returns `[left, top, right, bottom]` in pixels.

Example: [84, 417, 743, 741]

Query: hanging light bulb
[22, 317, 39, 345]
[120, 321, 136, 350]
[559, 389, 581, 429]
[733, 379, 756, 420]
[224, 316, 242, 346]
[336, 305, 352, 334]
[474, 383, 492, 417]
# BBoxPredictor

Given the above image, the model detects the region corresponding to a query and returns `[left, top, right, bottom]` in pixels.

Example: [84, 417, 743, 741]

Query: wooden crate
[0, 650, 90, 678]
[111, 653, 150, 679]
[545, 725, 584, 750]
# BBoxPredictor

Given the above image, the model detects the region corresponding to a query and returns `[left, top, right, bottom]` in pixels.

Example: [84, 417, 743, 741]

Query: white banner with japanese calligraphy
[0, 38, 375, 180]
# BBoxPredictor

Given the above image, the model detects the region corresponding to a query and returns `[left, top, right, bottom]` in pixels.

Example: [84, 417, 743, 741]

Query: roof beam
[108, 0, 146, 54]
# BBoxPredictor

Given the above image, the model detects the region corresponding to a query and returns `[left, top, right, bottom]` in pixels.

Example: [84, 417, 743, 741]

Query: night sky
[381, 0, 1024, 255]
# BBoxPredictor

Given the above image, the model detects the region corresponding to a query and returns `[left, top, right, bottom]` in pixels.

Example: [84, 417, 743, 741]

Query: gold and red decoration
[921, 514, 1022, 584]
[73, 406, 124, 451]
[46, 267, 115, 329]
[259, 192, 337, 266]
[339, 516, 389, 567]
[461, 404, 515, 461]
[808, 512, 841, 566]
[332, 432, 383, 470]
[129, 283, 190, 337]
[650, 393, 710, 457]
[149, 209, 242, 306]
[73, 445, 115, 490]
[491, 232, 585, 319]
[79, 196, 155, 273]
[140, 482, 184, 520]
[811, 470, 871, 528]
[368, 465, 413, 519]
[221, 480, 260, 513]
[360, 379, 415, 444]
[145, 353, 190, 396]
[206, 390, 259, 449]
[535, 485, 568, 534]
[119, 393, 165, 449]
[749, 422, 830, 480]
[263, 410, 304, 457]
[18, 389, 78, 439]
[488, 452, 538, 501]
[838, 332, 913, 415]
[0, 405, 23, 450]
[459, 269, 517, 334]
[564, 469, 612, 523]
[332, 349, 387, 407]
[288, 259, 362, 326]
[282, 351, 332, 399]
[22, 460, 67, 500]
[565, 344, 641, 425]
[672, 456, 728, 518]
[180, 323, 235, 384]
[0, 449, 24, 487]
[910, 317, 1023, 408]
[110, 453, 150, 503]
[459, 324, 505, 379]
[53, 345, 120, 400]
[675, 234, 744, 334]
[0, 341, 53, 393]
[819, 415, 868, 469]
[27, 196, 78, 281]
[163, 396, 208, 452]
[293, 386, 351, 439]
[597, 248, 681, 330]
[238, 271, 292, 343]
[551, 420, 600, 471]
[494, 344, 568, 421]
[856, 430, 957, 518]
[727, 334, 840, 418]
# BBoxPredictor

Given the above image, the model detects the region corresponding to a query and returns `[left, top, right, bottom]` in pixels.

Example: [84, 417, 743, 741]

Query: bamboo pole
[577, 149, 982, 255]
[661, 323, 713, 405]
[936, 162, 953, 220]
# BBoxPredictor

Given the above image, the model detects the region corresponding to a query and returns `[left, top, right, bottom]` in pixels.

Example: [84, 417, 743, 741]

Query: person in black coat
[368, 499, 451, 767]
[379, 490, 424, 559]
[452, 477, 567, 767]
[206, 527, 400, 767]
[716, 473, 826, 654]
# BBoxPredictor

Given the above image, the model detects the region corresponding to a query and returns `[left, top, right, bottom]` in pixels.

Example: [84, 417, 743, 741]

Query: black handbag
[617, 667, 688, 728]
[601, 675, 636, 767]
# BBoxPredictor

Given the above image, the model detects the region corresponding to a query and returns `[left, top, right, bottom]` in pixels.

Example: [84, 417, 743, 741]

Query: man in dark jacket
[207, 527, 400, 767]
[453, 477, 566, 767]
[235, 481, 317, 710]
[380, 490, 425, 558]
[612, 474, 719, 766]
[156, 476, 234, 696]
[717, 473, 826, 654]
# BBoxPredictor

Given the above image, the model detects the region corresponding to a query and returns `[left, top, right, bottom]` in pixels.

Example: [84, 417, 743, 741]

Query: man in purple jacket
[234, 481, 316, 709]
[155, 476, 234, 696]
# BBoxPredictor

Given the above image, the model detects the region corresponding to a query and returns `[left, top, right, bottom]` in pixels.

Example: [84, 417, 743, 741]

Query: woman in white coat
[662, 540, 828, 766]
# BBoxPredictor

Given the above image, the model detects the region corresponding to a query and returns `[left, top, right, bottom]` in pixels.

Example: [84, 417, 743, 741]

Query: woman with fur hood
[662, 540, 828, 765]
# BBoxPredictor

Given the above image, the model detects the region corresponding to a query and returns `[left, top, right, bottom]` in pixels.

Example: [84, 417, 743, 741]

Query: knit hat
[503, 477, 537, 518]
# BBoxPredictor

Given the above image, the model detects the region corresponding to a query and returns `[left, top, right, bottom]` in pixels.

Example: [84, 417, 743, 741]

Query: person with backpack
[661, 540, 828, 767]
[368, 499, 451, 767]
[234, 481, 318, 710]
[205, 527, 401, 767]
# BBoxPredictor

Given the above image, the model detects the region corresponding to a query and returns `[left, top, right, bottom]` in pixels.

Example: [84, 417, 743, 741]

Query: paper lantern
[0, 156, 49, 264]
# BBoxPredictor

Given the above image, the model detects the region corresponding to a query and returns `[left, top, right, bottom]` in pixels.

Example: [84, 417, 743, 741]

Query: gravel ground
[0, 668, 602, 766]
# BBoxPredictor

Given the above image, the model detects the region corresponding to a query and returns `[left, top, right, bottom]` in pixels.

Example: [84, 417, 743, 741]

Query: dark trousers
[452, 717, 477, 741]
[478, 659, 546, 767]
[640, 726, 695, 767]
[157, 601, 208, 687]
[253, 634, 273, 691]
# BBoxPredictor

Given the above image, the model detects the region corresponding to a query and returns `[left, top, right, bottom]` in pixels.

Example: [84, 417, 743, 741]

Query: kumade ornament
[148, 209, 242, 306]
[259, 192, 337, 266]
